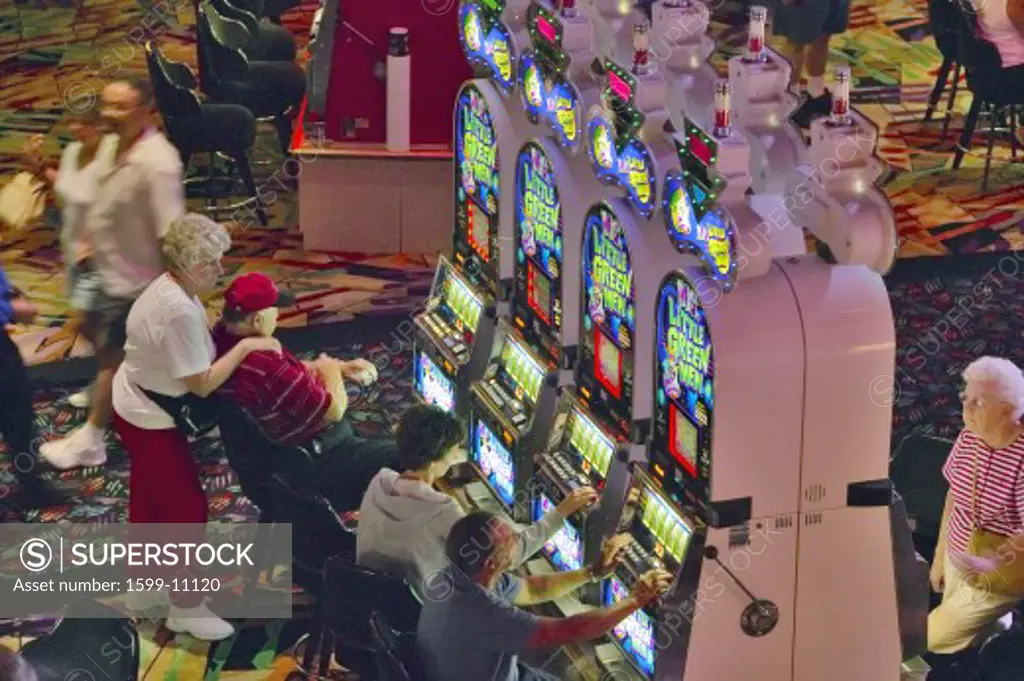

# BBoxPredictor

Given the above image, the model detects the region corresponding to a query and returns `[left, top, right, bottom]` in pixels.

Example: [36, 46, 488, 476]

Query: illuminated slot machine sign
[578, 203, 636, 438]
[663, 119, 737, 290]
[651, 273, 714, 510]
[514, 142, 564, 363]
[455, 85, 500, 294]
[605, 471, 695, 679]
[586, 60, 656, 218]
[519, 2, 582, 150]
[459, 0, 516, 94]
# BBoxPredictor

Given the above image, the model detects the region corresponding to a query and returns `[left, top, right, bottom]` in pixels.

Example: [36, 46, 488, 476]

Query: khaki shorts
[85, 288, 135, 357]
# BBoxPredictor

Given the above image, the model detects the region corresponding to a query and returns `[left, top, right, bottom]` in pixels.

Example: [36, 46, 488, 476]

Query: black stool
[146, 40, 267, 225]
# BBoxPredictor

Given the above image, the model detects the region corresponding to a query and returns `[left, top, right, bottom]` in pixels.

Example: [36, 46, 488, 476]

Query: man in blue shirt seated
[417, 510, 673, 681]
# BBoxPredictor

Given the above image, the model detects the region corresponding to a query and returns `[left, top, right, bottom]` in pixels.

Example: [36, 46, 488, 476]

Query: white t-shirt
[54, 134, 118, 258]
[85, 129, 185, 299]
[112, 274, 215, 430]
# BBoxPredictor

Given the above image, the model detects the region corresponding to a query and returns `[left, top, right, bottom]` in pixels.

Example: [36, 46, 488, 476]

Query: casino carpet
[3, 0, 1024, 366]
[0, 316, 416, 679]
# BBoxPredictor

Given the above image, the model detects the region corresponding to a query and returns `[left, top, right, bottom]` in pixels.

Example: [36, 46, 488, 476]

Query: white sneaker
[165, 603, 235, 641]
[126, 588, 170, 616]
[40, 426, 107, 471]
[68, 388, 91, 409]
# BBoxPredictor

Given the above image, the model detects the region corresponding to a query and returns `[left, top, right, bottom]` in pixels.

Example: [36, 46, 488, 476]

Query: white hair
[162, 213, 231, 271]
[963, 356, 1024, 421]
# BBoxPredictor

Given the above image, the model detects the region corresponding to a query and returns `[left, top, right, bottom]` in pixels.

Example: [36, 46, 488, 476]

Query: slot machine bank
[525, 40, 912, 681]
[460, 0, 613, 521]
[413, 0, 534, 417]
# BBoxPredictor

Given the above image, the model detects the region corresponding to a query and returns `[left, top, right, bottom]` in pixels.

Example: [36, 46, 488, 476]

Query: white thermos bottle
[387, 27, 411, 152]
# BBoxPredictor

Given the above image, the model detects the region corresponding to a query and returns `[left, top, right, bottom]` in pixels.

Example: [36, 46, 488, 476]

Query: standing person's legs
[114, 413, 232, 638]
[0, 333, 65, 509]
[41, 292, 133, 469]
[927, 552, 1020, 654]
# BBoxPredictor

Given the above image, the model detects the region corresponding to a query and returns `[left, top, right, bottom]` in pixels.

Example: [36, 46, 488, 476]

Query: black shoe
[7, 476, 73, 511]
[791, 90, 834, 129]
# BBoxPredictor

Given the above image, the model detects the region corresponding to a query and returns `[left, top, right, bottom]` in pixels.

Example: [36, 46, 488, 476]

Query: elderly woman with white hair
[111, 213, 281, 641]
[928, 356, 1024, 656]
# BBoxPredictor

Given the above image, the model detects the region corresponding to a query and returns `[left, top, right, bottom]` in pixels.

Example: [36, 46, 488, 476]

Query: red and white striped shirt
[942, 428, 1024, 556]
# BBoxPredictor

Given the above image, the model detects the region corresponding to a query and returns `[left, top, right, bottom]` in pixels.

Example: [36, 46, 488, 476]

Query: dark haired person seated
[418, 511, 673, 681]
[213, 272, 400, 510]
[356, 404, 598, 593]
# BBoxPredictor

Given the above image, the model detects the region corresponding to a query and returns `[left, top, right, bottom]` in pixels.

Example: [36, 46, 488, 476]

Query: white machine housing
[728, 48, 805, 199]
[784, 111, 899, 274]
[779, 257, 902, 681]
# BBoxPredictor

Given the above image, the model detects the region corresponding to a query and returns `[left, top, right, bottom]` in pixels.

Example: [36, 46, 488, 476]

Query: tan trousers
[927, 553, 1021, 653]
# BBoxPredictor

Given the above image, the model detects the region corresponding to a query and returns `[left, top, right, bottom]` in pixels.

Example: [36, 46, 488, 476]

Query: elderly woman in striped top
[928, 356, 1024, 655]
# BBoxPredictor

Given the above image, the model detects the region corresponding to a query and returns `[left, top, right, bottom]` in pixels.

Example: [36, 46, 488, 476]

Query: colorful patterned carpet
[2, 0, 1024, 366]
[0, 319, 415, 679]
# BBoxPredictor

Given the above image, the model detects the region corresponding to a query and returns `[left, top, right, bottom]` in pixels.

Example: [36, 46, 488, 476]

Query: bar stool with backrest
[949, 0, 1024, 191]
[145, 40, 267, 225]
[924, 0, 964, 138]
[196, 1, 306, 155]
[207, 0, 298, 63]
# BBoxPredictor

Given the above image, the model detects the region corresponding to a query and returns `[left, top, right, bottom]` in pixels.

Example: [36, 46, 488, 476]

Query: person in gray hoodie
[357, 404, 598, 594]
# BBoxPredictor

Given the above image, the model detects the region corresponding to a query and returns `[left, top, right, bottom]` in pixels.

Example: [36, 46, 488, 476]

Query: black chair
[145, 40, 267, 225]
[198, 0, 300, 24]
[315, 557, 421, 680]
[197, 1, 306, 155]
[948, 0, 1024, 191]
[19, 601, 140, 681]
[370, 612, 416, 681]
[890, 432, 953, 550]
[209, 0, 298, 63]
[267, 476, 357, 675]
[924, 0, 963, 138]
[979, 627, 1024, 681]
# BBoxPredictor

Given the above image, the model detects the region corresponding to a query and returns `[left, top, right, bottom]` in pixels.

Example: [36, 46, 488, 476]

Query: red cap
[223, 273, 296, 320]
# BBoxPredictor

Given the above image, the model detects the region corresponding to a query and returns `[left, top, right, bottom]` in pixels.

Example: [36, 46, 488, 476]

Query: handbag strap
[140, 387, 184, 419]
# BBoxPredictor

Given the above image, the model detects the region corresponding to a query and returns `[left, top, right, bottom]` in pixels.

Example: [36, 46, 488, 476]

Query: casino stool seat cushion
[168, 102, 256, 161]
[245, 21, 298, 63]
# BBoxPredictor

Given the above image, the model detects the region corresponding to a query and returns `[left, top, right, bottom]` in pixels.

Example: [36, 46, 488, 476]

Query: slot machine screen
[605, 576, 655, 677]
[498, 336, 545, 405]
[472, 419, 516, 509]
[415, 352, 456, 413]
[533, 494, 584, 571]
[566, 406, 613, 482]
[468, 199, 491, 261]
[438, 269, 484, 342]
[595, 329, 622, 399]
[528, 263, 553, 325]
[670, 406, 698, 477]
[636, 483, 693, 571]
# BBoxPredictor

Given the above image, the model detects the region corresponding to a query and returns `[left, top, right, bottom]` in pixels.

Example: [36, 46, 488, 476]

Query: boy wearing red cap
[213, 272, 400, 511]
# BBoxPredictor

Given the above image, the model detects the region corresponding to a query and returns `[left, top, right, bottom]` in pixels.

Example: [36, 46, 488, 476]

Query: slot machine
[413, 0, 531, 415]
[512, 0, 605, 379]
[464, 319, 560, 522]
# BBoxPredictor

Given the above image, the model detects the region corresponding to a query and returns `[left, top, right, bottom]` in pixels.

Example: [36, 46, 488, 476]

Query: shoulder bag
[966, 444, 1024, 595]
[141, 388, 222, 439]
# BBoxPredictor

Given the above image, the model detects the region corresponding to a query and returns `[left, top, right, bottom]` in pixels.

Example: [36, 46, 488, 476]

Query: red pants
[114, 413, 208, 524]
[114, 413, 207, 607]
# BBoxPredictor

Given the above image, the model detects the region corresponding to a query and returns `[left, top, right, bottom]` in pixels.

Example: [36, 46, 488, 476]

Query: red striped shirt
[942, 429, 1024, 556]
[212, 324, 331, 446]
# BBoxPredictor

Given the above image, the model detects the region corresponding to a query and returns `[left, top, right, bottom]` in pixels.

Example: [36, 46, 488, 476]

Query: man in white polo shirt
[42, 77, 185, 470]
